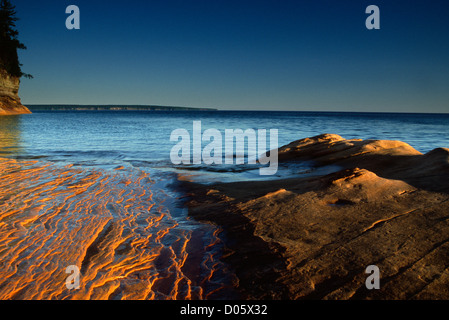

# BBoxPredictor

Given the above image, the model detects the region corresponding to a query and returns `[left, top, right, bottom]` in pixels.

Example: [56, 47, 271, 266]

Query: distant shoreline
[25, 104, 218, 112]
[23, 105, 449, 115]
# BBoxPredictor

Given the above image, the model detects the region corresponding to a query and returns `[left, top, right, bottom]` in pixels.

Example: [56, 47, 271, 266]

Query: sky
[12, 0, 449, 112]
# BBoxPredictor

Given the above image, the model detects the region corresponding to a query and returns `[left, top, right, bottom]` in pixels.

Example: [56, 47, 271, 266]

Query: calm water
[1, 110, 449, 184]
[0, 110, 448, 299]
[1, 111, 448, 172]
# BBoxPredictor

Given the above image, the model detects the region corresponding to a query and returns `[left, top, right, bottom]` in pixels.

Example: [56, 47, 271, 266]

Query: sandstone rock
[0, 70, 31, 115]
[185, 134, 449, 300]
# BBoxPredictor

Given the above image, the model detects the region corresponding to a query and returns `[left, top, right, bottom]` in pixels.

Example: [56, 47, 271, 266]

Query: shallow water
[0, 159, 236, 299]
[0, 110, 448, 299]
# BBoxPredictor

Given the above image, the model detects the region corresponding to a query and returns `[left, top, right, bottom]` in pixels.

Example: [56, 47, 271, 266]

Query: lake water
[2, 110, 449, 183]
[0, 110, 448, 300]
[1, 111, 449, 163]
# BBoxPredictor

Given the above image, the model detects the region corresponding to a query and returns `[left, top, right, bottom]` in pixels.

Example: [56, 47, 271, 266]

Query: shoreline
[24, 105, 217, 112]
[184, 134, 449, 299]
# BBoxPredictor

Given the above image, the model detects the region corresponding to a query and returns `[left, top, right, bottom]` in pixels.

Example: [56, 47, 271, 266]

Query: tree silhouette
[0, 0, 32, 78]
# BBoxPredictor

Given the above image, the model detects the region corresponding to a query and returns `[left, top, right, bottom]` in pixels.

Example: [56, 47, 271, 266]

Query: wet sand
[185, 134, 449, 299]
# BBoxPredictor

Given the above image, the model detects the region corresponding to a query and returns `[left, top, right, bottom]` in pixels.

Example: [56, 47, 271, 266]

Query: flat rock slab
[186, 134, 449, 299]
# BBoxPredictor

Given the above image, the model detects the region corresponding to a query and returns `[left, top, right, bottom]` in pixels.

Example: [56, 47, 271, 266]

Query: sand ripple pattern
[0, 159, 233, 300]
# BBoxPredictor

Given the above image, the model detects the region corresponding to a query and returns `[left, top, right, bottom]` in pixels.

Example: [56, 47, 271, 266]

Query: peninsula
[25, 105, 217, 112]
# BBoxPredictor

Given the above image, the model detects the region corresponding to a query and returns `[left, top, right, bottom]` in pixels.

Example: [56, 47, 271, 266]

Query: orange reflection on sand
[0, 158, 234, 300]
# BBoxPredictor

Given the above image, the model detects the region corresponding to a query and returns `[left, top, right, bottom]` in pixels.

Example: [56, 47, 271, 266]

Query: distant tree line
[0, 0, 32, 78]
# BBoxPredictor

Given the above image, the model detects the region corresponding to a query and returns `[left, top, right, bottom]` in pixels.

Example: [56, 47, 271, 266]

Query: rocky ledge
[0, 70, 31, 115]
[184, 134, 449, 299]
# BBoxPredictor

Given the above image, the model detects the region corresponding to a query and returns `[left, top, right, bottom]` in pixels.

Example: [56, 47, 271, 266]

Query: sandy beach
[185, 134, 449, 299]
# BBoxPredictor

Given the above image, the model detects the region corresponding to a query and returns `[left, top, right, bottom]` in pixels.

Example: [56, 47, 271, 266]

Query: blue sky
[13, 0, 449, 112]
